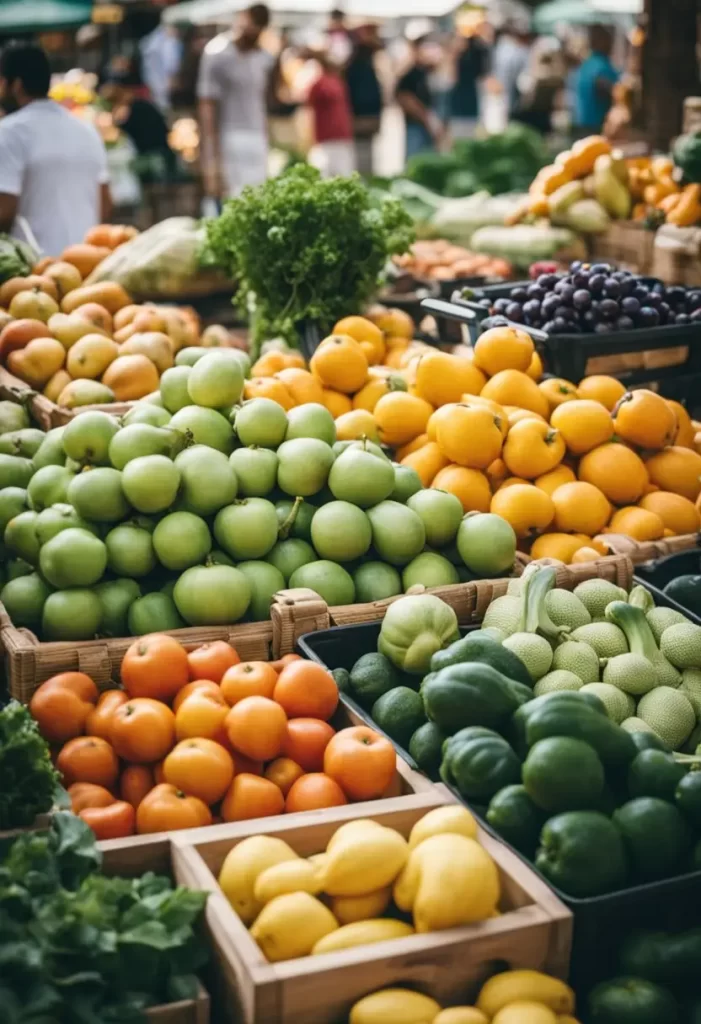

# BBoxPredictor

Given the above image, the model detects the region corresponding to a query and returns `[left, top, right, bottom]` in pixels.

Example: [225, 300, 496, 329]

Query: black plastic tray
[298, 614, 701, 992]
[633, 550, 701, 625]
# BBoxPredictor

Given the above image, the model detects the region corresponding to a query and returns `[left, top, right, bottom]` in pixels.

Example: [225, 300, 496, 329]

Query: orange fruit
[490, 483, 555, 538]
[163, 738, 235, 805]
[550, 399, 614, 455]
[321, 388, 353, 418]
[529, 533, 588, 563]
[481, 369, 550, 419]
[401, 441, 449, 487]
[463, 395, 509, 437]
[551, 481, 612, 536]
[281, 718, 336, 772]
[172, 679, 222, 714]
[639, 491, 701, 535]
[264, 757, 305, 796]
[310, 334, 368, 393]
[502, 419, 565, 479]
[374, 391, 433, 446]
[187, 641, 240, 683]
[225, 696, 288, 761]
[244, 376, 294, 409]
[667, 400, 695, 448]
[472, 325, 534, 376]
[526, 349, 543, 381]
[612, 389, 677, 450]
[274, 368, 324, 406]
[333, 315, 386, 365]
[534, 464, 576, 496]
[273, 661, 339, 721]
[431, 464, 491, 513]
[220, 661, 278, 706]
[505, 406, 546, 427]
[334, 408, 379, 442]
[645, 446, 701, 501]
[608, 506, 665, 542]
[538, 377, 578, 411]
[576, 375, 626, 410]
[352, 374, 407, 413]
[436, 404, 503, 470]
[396, 433, 429, 461]
[578, 442, 649, 506]
[571, 546, 605, 563]
[413, 350, 486, 406]
[285, 773, 348, 813]
[221, 773, 285, 822]
[369, 306, 414, 339]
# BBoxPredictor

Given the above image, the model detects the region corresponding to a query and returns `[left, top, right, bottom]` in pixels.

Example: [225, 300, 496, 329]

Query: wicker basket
[597, 531, 701, 564]
[0, 366, 134, 429]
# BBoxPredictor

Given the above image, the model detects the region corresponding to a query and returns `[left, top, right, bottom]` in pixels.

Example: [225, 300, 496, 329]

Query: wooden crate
[0, 365, 134, 429]
[97, 831, 211, 1024]
[596, 531, 701, 564]
[589, 220, 656, 274]
[170, 790, 572, 1024]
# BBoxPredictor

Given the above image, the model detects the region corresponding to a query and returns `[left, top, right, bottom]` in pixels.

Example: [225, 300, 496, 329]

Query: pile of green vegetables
[0, 700, 60, 830]
[204, 164, 414, 349]
[0, 234, 35, 285]
[590, 926, 701, 1023]
[335, 565, 701, 898]
[0, 813, 208, 1023]
[404, 124, 549, 198]
[673, 132, 701, 184]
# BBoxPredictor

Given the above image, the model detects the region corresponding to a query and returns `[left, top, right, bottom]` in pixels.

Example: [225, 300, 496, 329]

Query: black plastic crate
[298, 614, 701, 992]
[633, 549, 701, 624]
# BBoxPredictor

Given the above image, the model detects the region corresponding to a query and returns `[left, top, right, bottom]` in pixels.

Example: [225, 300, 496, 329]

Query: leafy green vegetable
[673, 132, 701, 183]
[0, 700, 60, 830]
[0, 233, 35, 284]
[0, 814, 208, 1022]
[205, 164, 414, 349]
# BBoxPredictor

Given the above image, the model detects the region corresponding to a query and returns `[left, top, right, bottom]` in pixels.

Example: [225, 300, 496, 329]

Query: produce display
[0, 812, 208, 1019]
[589, 925, 701, 1022]
[483, 260, 701, 334]
[0, 232, 36, 283]
[28, 639, 404, 839]
[393, 240, 512, 284]
[335, 568, 701, 898]
[350, 970, 578, 1024]
[217, 804, 503, 960]
[0, 699, 60, 829]
[0, 227, 240, 410]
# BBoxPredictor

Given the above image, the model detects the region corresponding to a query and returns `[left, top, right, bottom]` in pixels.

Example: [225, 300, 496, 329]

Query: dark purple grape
[652, 281, 666, 295]
[571, 270, 591, 289]
[541, 295, 560, 319]
[638, 306, 660, 327]
[479, 297, 492, 309]
[581, 310, 596, 330]
[591, 263, 612, 274]
[510, 287, 528, 304]
[675, 313, 691, 325]
[523, 299, 541, 320]
[633, 285, 649, 303]
[599, 299, 620, 320]
[537, 273, 558, 290]
[494, 298, 511, 314]
[690, 308, 701, 322]
[505, 303, 524, 322]
[595, 321, 612, 334]
[666, 286, 686, 306]
[618, 278, 635, 297]
[527, 284, 545, 301]
[604, 278, 621, 298]
[550, 317, 570, 334]
[687, 291, 701, 311]
[554, 305, 575, 322]
[570, 260, 584, 272]
[560, 285, 576, 305]
[589, 274, 606, 295]
[658, 301, 671, 324]
[573, 289, 592, 310]
[646, 293, 662, 310]
[542, 320, 557, 334]
[612, 271, 628, 281]
[616, 316, 635, 332]
[621, 296, 640, 316]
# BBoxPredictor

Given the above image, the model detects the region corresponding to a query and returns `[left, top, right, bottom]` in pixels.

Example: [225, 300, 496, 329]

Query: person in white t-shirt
[0, 44, 111, 256]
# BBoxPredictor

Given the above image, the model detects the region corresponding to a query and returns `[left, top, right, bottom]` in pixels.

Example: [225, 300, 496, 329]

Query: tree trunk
[642, 0, 700, 150]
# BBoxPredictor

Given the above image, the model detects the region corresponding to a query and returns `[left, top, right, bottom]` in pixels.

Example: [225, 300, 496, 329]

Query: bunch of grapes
[482, 262, 701, 336]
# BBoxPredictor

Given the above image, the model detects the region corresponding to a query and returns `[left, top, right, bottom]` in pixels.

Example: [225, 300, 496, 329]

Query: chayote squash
[378, 594, 459, 675]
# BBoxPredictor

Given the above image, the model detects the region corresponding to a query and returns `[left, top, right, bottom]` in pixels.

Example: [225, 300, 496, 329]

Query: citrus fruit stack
[29, 639, 398, 840]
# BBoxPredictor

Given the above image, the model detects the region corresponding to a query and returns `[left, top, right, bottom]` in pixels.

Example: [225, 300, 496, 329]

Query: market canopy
[0, 0, 92, 32]
[531, 0, 631, 30]
[164, 0, 462, 26]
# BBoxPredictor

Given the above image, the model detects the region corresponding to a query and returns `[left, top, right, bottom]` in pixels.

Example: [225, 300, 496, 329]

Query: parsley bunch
[205, 164, 414, 349]
[0, 700, 60, 829]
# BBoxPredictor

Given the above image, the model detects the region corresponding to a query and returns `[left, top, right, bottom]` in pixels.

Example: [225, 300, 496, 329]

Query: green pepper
[525, 698, 636, 768]
[510, 689, 606, 756]
[421, 661, 532, 735]
[486, 784, 545, 856]
[440, 728, 521, 802]
[536, 810, 629, 896]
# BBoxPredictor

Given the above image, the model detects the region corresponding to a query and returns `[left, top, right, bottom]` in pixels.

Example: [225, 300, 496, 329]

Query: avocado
[620, 927, 701, 989]
[588, 977, 679, 1024]
[627, 750, 686, 802]
[371, 686, 426, 747]
[613, 797, 692, 881]
[664, 575, 701, 618]
[349, 652, 402, 708]
[408, 721, 445, 777]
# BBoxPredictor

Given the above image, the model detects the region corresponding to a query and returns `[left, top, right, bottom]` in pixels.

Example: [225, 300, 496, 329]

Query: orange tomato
[187, 641, 240, 683]
[57, 736, 119, 789]
[281, 718, 336, 772]
[163, 738, 235, 805]
[175, 688, 229, 742]
[153, 761, 166, 784]
[220, 773, 284, 822]
[110, 698, 176, 763]
[136, 783, 212, 834]
[231, 751, 264, 776]
[30, 672, 99, 743]
[68, 782, 115, 813]
[224, 696, 287, 762]
[120, 764, 155, 808]
[264, 757, 305, 796]
[269, 653, 303, 673]
[80, 801, 136, 840]
[121, 633, 189, 702]
[285, 773, 348, 813]
[220, 661, 278, 706]
[85, 689, 129, 740]
[273, 662, 339, 722]
[172, 679, 222, 713]
[323, 727, 395, 801]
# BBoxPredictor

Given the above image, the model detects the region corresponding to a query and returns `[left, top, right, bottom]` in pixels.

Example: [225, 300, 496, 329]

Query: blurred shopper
[492, 24, 530, 121]
[346, 21, 383, 175]
[103, 68, 177, 180]
[0, 43, 110, 255]
[326, 8, 352, 66]
[139, 24, 183, 113]
[197, 3, 274, 199]
[307, 48, 354, 177]
[450, 25, 490, 139]
[396, 27, 442, 162]
[515, 45, 564, 135]
[574, 25, 619, 134]
[268, 30, 301, 154]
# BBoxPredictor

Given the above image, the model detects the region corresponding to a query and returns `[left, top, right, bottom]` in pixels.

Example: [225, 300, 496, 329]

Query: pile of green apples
[0, 349, 518, 641]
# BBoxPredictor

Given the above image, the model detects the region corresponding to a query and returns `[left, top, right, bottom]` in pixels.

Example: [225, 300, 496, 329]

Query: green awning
[532, 0, 617, 31]
[0, 0, 92, 32]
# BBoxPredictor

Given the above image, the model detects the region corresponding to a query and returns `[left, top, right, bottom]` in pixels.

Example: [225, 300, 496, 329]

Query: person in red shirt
[306, 48, 355, 177]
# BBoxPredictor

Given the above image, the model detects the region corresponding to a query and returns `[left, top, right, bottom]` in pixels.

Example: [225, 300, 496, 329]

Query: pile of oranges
[247, 311, 701, 563]
[29, 637, 397, 841]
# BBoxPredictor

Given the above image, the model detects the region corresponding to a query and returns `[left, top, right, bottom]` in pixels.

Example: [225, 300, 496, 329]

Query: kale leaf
[0, 701, 60, 829]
